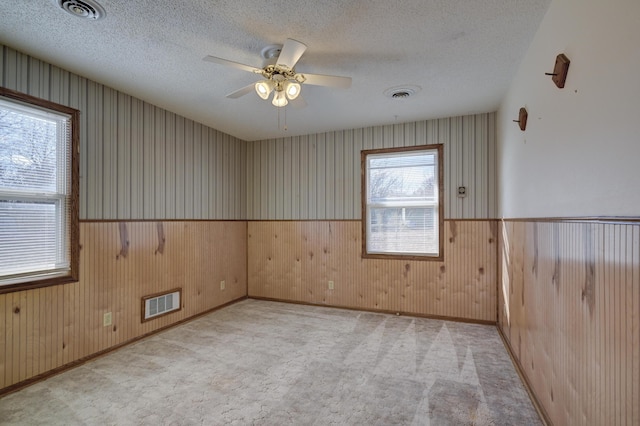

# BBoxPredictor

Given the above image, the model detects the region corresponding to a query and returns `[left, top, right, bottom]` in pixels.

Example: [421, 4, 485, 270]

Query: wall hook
[546, 53, 570, 88]
[513, 107, 528, 131]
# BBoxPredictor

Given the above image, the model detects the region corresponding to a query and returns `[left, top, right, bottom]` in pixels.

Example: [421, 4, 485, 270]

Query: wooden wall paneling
[0, 291, 7, 388]
[498, 220, 640, 425]
[248, 220, 497, 322]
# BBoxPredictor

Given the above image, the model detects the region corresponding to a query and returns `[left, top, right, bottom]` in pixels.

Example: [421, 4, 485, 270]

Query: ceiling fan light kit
[204, 38, 351, 109]
[255, 80, 275, 100]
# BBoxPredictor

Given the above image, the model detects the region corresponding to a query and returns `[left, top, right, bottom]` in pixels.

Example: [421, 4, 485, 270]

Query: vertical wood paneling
[0, 44, 246, 220]
[245, 113, 496, 220]
[498, 220, 640, 426]
[248, 220, 497, 322]
[0, 221, 247, 392]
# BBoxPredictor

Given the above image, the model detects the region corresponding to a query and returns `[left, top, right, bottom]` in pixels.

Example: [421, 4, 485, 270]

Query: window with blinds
[0, 89, 79, 290]
[362, 145, 444, 260]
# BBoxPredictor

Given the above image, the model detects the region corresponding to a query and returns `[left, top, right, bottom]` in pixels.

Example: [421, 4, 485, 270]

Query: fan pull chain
[276, 105, 289, 131]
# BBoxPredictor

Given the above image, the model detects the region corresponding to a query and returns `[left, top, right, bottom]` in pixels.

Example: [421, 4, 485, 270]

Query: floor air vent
[142, 288, 182, 322]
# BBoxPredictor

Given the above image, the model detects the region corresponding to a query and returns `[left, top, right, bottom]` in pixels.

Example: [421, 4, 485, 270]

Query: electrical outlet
[103, 312, 112, 327]
[328, 280, 334, 290]
[220, 280, 226, 290]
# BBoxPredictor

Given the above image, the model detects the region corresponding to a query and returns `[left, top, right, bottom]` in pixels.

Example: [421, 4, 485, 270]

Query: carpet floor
[0, 299, 541, 425]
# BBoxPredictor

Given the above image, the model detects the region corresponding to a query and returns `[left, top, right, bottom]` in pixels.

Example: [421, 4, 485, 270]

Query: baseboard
[0, 296, 248, 398]
[248, 295, 496, 325]
[496, 326, 551, 426]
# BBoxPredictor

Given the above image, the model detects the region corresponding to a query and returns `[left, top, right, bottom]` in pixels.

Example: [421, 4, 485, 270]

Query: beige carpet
[0, 299, 541, 425]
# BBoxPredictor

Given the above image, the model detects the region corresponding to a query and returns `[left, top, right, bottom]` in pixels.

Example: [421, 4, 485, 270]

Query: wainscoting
[0, 221, 247, 392]
[499, 219, 640, 425]
[248, 220, 498, 322]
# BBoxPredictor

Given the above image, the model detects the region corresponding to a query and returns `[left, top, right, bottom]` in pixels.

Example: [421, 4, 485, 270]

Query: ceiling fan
[203, 39, 352, 108]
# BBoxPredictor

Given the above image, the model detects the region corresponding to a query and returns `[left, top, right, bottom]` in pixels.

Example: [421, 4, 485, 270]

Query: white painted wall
[497, 0, 640, 218]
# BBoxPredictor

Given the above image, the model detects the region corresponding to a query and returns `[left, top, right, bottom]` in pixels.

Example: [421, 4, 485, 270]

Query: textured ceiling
[0, 0, 550, 141]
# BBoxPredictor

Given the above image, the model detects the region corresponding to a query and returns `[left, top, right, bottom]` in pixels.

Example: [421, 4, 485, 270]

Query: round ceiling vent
[52, 0, 106, 20]
[384, 85, 422, 99]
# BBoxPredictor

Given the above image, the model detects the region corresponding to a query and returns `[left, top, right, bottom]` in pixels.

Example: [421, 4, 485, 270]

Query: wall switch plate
[328, 280, 334, 290]
[220, 280, 225, 290]
[103, 312, 112, 327]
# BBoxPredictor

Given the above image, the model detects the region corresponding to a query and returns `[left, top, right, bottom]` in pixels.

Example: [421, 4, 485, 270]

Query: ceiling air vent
[384, 85, 422, 99]
[52, 0, 106, 20]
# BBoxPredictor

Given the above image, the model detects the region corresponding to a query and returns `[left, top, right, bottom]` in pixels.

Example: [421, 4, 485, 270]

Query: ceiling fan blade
[203, 55, 261, 74]
[226, 83, 256, 99]
[300, 73, 352, 88]
[277, 39, 307, 69]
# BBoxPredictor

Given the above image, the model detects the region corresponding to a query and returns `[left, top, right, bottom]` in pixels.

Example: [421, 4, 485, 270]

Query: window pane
[0, 107, 58, 193]
[368, 207, 438, 254]
[363, 146, 442, 258]
[368, 153, 436, 202]
[0, 91, 75, 288]
[0, 200, 61, 276]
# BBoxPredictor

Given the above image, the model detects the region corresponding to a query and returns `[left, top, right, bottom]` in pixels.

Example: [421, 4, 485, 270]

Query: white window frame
[0, 88, 79, 293]
[361, 144, 444, 260]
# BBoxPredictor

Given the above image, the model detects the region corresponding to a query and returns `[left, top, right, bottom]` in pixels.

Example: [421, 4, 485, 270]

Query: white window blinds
[365, 148, 440, 257]
[0, 97, 73, 285]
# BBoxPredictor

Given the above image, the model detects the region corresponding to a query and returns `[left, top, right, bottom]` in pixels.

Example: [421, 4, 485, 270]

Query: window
[361, 144, 443, 260]
[0, 88, 79, 292]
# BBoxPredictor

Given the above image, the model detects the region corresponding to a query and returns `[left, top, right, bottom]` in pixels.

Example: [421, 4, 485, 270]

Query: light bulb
[255, 80, 274, 100]
[283, 81, 301, 100]
[272, 90, 288, 107]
